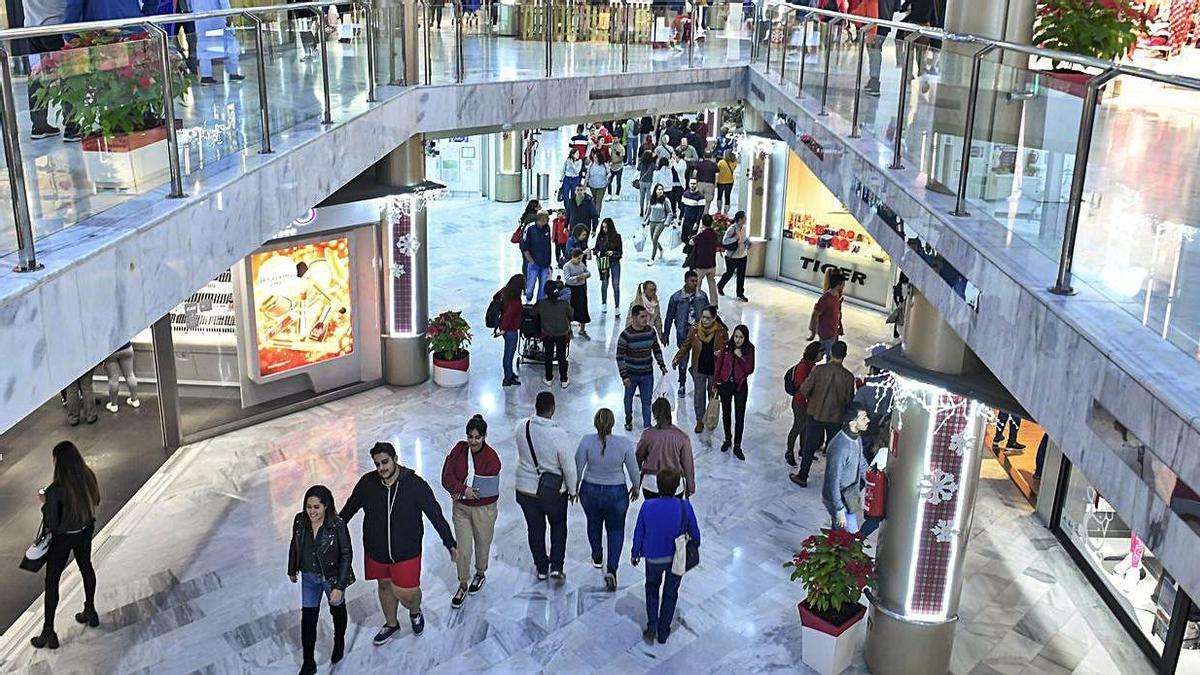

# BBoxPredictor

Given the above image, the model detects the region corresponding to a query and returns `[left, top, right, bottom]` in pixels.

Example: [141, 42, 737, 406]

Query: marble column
[493, 130, 524, 203]
[864, 290, 990, 675]
[377, 138, 430, 386]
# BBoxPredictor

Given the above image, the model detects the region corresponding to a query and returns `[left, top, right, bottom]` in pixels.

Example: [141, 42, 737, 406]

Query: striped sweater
[617, 326, 666, 379]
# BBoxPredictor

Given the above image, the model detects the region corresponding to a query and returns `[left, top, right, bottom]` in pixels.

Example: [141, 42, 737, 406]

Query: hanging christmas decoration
[919, 469, 959, 506]
[931, 519, 959, 544]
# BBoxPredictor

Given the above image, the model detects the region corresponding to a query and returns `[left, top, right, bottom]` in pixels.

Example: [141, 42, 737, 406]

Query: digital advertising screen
[250, 237, 354, 377]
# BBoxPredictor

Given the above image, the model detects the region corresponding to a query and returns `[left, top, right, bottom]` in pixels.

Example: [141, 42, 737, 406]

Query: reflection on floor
[0, 182, 1153, 674]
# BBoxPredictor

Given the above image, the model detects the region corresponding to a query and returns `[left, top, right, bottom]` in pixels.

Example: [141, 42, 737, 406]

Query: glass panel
[326, 4, 372, 116]
[372, 4, 406, 87]
[856, 27, 902, 141]
[416, 0, 455, 84]
[179, 23, 262, 178]
[823, 21, 863, 123]
[550, 0, 623, 77]
[693, 0, 752, 66]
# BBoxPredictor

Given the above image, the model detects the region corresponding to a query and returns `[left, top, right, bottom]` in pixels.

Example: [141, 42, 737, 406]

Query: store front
[987, 412, 1049, 507]
[777, 148, 896, 310]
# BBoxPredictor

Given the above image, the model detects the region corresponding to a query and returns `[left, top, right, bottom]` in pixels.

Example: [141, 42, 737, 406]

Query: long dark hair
[502, 274, 524, 302]
[52, 441, 100, 525]
[802, 341, 824, 363]
[302, 484, 339, 518]
[597, 217, 616, 243]
[731, 324, 753, 351]
[522, 199, 541, 218]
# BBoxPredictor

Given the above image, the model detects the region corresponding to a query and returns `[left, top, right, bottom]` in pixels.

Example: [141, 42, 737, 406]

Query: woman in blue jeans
[287, 485, 355, 675]
[575, 408, 641, 591]
[632, 468, 700, 645]
[494, 274, 525, 386]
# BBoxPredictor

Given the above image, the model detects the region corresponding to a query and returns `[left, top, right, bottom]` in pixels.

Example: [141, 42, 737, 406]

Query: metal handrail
[0, 1, 340, 40]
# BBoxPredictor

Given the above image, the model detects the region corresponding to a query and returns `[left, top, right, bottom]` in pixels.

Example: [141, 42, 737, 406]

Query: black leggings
[542, 335, 569, 381]
[44, 524, 97, 631]
[719, 385, 748, 446]
[716, 182, 733, 209]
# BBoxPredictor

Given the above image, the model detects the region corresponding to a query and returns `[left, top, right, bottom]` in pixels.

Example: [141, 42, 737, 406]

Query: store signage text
[795, 256, 868, 285]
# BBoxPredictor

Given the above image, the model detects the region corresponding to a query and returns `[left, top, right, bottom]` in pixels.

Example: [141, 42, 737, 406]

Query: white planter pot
[432, 358, 469, 387]
[801, 612, 865, 675]
[82, 136, 171, 192]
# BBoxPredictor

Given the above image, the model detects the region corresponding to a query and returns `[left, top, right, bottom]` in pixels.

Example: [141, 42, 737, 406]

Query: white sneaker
[561, 379, 570, 389]
[127, 398, 141, 408]
[543, 377, 553, 386]
[602, 305, 608, 314]
[647, 259, 655, 266]
[105, 402, 119, 413]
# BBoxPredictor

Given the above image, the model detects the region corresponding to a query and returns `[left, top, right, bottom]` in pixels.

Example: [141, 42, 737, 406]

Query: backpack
[784, 364, 798, 396]
[485, 298, 504, 329]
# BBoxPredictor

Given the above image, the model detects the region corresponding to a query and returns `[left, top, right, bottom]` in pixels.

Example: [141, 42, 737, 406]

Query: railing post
[544, 0, 553, 77]
[849, 26, 865, 137]
[750, 1, 760, 63]
[764, 6, 773, 72]
[688, 2, 696, 67]
[1050, 68, 1119, 296]
[361, 2, 378, 100]
[310, 8, 333, 124]
[889, 32, 920, 170]
[622, 0, 630, 72]
[146, 24, 186, 197]
[778, 13, 791, 84]
[242, 13, 273, 153]
[819, 18, 846, 116]
[0, 49, 40, 272]
[423, 1, 433, 85]
[797, 13, 810, 95]
[950, 44, 997, 217]
[454, 0, 465, 82]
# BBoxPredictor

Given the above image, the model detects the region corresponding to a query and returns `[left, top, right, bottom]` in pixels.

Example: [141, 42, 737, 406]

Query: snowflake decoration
[918, 469, 958, 506]
[948, 431, 973, 457]
[931, 518, 959, 543]
[391, 263, 406, 279]
[395, 234, 421, 256]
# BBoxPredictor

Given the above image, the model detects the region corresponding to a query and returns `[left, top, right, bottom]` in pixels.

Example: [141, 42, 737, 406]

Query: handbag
[671, 496, 700, 576]
[19, 521, 52, 573]
[526, 421, 564, 501]
[703, 395, 720, 429]
[510, 222, 525, 245]
[632, 178, 641, 189]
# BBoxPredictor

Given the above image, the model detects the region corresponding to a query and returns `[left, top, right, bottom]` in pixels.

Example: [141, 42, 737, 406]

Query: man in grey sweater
[822, 403, 871, 533]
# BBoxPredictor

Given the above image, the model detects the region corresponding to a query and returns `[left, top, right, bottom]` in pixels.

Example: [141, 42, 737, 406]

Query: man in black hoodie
[340, 442, 457, 644]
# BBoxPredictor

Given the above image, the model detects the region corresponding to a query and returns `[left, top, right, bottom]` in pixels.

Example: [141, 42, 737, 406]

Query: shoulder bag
[671, 497, 700, 576]
[526, 421, 564, 501]
[19, 520, 52, 573]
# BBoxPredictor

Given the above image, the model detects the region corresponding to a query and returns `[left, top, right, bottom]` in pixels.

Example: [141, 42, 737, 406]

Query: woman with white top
[668, 149, 688, 215]
[586, 150, 611, 215]
[643, 185, 676, 265]
[625, 280, 665, 339]
[575, 408, 641, 591]
[561, 148, 583, 203]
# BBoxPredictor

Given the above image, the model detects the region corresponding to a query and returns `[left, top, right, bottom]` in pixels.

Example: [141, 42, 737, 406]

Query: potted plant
[1033, 0, 1146, 95]
[31, 29, 195, 191]
[427, 310, 472, 387]
[785, 529, 876, 675]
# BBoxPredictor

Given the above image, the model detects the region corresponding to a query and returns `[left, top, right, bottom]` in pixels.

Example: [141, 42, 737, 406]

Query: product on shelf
[784, 211, 889, 263]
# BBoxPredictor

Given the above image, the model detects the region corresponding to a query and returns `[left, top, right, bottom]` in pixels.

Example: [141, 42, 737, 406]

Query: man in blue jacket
[663, 270, 709, 397]
[65, 0, 152, 23]
[822, 403, 871, 533]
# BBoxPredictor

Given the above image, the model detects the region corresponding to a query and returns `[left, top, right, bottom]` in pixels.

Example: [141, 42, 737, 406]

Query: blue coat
[65, 0, 151, 23]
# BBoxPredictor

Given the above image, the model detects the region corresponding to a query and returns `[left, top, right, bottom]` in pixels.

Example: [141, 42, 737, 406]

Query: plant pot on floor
[82, 122, 180, 192]
[432, 352, 470, 387]
[798, 601, 867, 675]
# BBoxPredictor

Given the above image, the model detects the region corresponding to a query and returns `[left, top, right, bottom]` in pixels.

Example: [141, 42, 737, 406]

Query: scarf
[695, 320, 718, 343]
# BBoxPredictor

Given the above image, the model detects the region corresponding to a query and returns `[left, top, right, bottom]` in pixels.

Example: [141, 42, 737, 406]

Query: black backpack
[485, 298, 504, 329]
[783, 364, 798, 396]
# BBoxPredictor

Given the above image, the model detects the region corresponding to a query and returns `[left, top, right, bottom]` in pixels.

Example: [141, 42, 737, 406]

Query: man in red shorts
[340, 442, 458, 644]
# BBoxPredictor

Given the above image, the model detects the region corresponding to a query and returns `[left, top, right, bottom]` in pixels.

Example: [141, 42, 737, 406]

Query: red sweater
[714, 346, 755, 390]
[441, 441, 502, 507]
[494, 292, 523, 332]
[791, 359, 816, 408]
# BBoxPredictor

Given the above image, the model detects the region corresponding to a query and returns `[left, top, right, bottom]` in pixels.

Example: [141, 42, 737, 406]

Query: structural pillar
[493, 130, 524, 203]
[377, 136, 430, 386]
[864, 290, 990, 675]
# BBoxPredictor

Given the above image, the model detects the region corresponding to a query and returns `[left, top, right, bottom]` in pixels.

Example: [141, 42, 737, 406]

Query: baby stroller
[515, 301, 570, 368]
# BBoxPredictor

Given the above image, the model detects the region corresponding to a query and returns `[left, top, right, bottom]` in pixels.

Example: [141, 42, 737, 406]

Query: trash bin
[537, 173, 550, 201]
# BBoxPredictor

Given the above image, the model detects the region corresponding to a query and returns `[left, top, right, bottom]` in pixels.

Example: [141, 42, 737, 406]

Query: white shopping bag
[633, 227, 647, 253]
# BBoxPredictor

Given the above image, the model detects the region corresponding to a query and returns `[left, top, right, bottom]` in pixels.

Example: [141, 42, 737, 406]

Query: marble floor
[0, 166, 1155, 673]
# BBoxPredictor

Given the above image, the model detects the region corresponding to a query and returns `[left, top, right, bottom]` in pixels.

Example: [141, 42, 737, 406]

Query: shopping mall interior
[1, 1, 1199, 674]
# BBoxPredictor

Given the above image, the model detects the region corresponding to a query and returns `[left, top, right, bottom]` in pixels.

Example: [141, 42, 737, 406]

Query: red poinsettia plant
[785, 529, 876, 623]
[426, 310, 472, 361]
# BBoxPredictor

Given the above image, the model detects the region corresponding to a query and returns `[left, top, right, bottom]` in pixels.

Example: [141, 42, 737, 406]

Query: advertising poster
[250, 238, 354, 376]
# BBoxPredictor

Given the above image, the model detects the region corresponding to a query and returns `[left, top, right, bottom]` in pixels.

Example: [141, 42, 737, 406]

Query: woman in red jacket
[785, 341, 825, 468]
[495, 274, 525, 386]
[441, 415, 502, 609]
[712, 324, 755, 460]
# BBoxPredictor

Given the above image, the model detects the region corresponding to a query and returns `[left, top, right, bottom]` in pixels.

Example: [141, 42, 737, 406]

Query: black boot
[329, 602, 348, 664]
[30, 626, 59, 650]
[299, 607, 318, 674]
[75, 604, 99, 627]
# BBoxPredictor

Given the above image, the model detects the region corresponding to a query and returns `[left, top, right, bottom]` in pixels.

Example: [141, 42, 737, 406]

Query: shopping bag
[663, 224, 683, 252]
[703, 396, 720, 429]
[652, 374, 673, 403]
[633, 227, 647, 253]
[715, 253, 727, 277]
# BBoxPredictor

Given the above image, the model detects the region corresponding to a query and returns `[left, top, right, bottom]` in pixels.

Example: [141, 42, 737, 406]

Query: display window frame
[1050, 457, 1199, 673]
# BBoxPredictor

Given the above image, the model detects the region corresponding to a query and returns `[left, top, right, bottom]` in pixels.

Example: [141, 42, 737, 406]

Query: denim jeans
[600, 260, 621, 307]
[300, 571, 344, 608]
[502, 330, 518, 379]
[624, 372, 655, 428]
[691, 371, 714, 420]
[674, 332, 689, 387]
[525, 262, 551, 301]
[579, 482, 630, 575]
[645, 561, 682, 640]
[859, 516, 882, 538]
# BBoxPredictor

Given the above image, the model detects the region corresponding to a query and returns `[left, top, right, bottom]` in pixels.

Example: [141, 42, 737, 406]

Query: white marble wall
[0, 67, 745, 435]
[746, 66, 1200, 605]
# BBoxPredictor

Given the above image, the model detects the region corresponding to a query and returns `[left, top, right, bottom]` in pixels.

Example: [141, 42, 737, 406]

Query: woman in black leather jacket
[288, 485, 354, 675]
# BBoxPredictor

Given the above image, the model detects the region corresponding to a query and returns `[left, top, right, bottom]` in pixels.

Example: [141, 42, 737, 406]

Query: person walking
[61, 366, 98, 426]
[692, 150, 719, 212]
[586, 151, 611, 215]
[644, 185, 676, 265]
[30, 441, 100, 650]
[521, 211, 554, 302]
[618, 304, 668, 431]
[809, 272, 846, 356]
[608, 141, 626, 198]
[566, 183, 600, 234]
[717, 211, 750, 302]
[494, 274, 525, 387]
[339, 442, 457, 643]
[785, 341, 825, 467]
[593, 218, 623, 317]
[535, 281, 573, 387]
[637, 151, 656, 217]
[625, 281, 665, 338]
[563, 248, 593, 340]
[635, 398, 696, 498]
[663, 270, 710, 398]
[288, 485, 354, 674]
[713, 324, 755, 460]
[514, 392, 578, 581]
[102, 342, 141, 413]
[631, 468, 700, 645]
[687, 215, 720, 302]
[23, 0, 81, 141]
[679, 179, 706, 245]
[441, 415, 501, 609]
[575, 408, 641, 591]
[652, 158, 674, 205]
[715, 150, 738, 213]
[668, 149, 688, 214]
[822, 403, 871, 533]
[561, 148, 583, 202]
[993, 412, 1027, 452]
[791, 341, 856, 488]
[671, 305, 728, 433]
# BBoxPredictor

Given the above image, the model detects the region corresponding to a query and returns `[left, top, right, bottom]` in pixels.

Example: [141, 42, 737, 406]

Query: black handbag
[526, 421, 564, 501]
